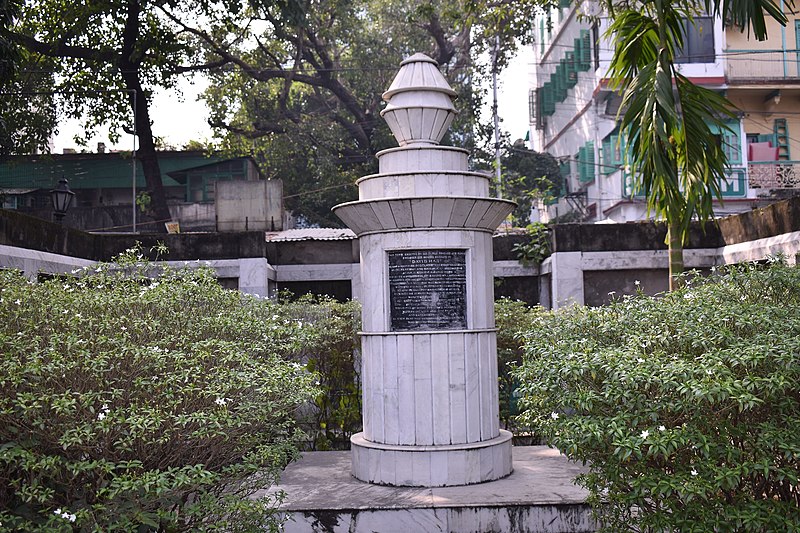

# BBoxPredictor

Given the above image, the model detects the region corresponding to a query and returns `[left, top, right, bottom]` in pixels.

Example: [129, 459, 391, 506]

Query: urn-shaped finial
[381, 53, 458, 146]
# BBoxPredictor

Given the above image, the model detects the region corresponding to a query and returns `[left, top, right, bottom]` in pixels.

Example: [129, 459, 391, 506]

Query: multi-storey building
[528, 1, 800, 223]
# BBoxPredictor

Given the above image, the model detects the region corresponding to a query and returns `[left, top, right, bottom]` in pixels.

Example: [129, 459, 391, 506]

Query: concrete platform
[258, 446, 597, 533]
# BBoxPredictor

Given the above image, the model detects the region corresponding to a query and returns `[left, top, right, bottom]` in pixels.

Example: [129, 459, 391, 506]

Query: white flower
[97, 412, 106, 420]
[637, 358, 645, 363]
[634, 280, 641, 286]
[640, 430, 650, 439]
[608, 291, 616, 297]
[214, 397, 227, 406]
[14, 299, 20, 305]
[691, 468, 698, 476]
[710, 266, 716, 272]
[550, 412, 559, 420]
[120, 326, 127, 331]
[53, 509, 76, 522]
[658, 425, 666, 432]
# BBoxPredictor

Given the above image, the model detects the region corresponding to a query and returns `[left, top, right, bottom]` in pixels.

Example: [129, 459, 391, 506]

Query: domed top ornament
[380, 53, 458, 146]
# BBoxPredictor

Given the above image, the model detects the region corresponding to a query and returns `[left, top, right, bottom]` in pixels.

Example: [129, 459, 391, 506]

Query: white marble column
[333, 54, 514, 487]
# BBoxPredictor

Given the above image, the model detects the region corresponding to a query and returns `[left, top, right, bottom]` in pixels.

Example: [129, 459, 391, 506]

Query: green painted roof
[0, 151, 227, 190]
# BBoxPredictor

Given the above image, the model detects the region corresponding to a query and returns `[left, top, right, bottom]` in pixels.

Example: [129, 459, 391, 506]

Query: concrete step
[257, 446, 597, 533]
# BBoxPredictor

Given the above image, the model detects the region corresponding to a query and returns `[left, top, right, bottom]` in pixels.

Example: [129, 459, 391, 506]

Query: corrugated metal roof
[265, 228, 356, 242]
[0, 151, 226, 190]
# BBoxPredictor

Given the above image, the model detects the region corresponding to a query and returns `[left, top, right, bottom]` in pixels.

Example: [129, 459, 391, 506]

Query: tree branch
[1, 28, 115, 62]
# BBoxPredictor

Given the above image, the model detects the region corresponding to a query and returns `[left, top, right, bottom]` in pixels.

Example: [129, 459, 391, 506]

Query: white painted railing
[725, 50, 800, 80]
[749, 162, 800, 189]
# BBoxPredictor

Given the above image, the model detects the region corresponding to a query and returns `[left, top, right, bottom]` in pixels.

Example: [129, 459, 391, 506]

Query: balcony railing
[622, 168, 748, 199]
[748, 161, 800, 189]
[725, 49, 800, 81]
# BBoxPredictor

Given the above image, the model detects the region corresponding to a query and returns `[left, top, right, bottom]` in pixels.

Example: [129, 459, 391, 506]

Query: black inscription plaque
[388, 249, 467, 331]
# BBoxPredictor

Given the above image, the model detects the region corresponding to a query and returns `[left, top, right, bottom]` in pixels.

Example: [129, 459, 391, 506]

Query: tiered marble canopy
[380, 53, 458, 146]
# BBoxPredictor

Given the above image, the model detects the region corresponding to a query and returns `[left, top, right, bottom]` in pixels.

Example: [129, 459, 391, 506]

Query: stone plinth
[258, 447, 596, 533]
[333, 53, 514, 487]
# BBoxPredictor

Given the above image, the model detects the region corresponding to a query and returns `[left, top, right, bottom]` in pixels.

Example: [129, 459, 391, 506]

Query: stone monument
[333, 53, 515, 487]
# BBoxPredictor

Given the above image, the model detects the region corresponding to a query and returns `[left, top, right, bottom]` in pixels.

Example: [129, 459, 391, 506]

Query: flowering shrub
[279, 293, 362, 450]
[0, 248, 317, 531]
[515, 261, 800, 531]
[494, 297, 547, 441]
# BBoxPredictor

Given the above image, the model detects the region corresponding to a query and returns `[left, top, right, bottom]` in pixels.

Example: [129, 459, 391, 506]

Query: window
[675, 17, 715, 63]
[708, 119, 742, 164]
[601, 131, 627, 175]
[578, 142, 595, 183]
[574, 30, 591, 71]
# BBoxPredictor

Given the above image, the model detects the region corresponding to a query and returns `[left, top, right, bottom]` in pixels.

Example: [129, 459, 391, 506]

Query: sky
[51, 48, 535, 154]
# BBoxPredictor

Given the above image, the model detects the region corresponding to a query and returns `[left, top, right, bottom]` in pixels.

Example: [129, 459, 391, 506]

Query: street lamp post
[50, 177, 75, 224]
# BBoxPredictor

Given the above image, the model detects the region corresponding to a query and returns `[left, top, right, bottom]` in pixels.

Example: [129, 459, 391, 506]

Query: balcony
[748, 161, 800, 189]
[725, 50, 800, 82]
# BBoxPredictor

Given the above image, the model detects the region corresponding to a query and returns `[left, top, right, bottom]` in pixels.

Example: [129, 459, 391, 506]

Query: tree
[0, 0, 57, 157]
[0, 0, 205, 228]
[605, 0, 786, 289]
[501, 140, 562, 226]
[0, 54, 58, 158]
[168, 0, 545, 226]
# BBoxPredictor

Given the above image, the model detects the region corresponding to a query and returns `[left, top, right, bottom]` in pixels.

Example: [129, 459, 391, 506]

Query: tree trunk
[125, 80, 172, 230]
[667, 222, 684, 291]
[118, 0, 171, 232]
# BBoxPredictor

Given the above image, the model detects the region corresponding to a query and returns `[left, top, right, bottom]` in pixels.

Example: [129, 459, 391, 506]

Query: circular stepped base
[351, 430, 513, 487]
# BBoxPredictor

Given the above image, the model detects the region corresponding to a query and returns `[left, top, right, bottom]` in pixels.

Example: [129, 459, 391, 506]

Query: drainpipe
[781, 0, 787, 78]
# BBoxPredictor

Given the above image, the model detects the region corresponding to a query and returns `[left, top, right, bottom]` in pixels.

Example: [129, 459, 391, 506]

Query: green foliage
[135, 191, 152, 213]
[501, 142, 561, 226]
[511, 223, 551, 266]
[194, 0, 546, 226]
[279, 293, 362, 450]
[0, 247, 317, 531]
[515, 261, 800, 531]
[603, 0, 786, 286]
[494, 298, 547, 442]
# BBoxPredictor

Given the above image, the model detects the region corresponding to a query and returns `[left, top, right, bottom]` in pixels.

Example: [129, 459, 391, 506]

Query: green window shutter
[552, 65, 562, 102]
[579, 142, 595, 183]
[709, 119, 743, 165]
[579, 30, 591, 70]
[542, 81, 556, 116]
[559, 59, 571, 92]
[565, 51, 578, 87]
[723, 119, 742, 165]
[542, 82, 551, 115]
[602, 137, 613, 175]
[574, 37, 584, 71]
[559, 160, 571, 179]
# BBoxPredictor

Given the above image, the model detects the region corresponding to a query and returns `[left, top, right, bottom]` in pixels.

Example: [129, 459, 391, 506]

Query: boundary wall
[2, 197, 799, 308]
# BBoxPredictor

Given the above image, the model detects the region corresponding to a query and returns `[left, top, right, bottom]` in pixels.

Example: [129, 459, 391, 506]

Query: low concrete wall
[4, 196, 800, 308]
